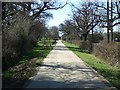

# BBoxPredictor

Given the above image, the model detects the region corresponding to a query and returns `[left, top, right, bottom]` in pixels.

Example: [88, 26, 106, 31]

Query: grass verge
[2, 40, 56, 88]
[63, 41, 120, 89]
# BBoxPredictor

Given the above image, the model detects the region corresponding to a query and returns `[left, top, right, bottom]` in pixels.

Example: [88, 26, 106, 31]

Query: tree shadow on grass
[20, 45, 53, 63]
[2, 45, 54, 89]
[33, 45, 53, 50]
[67, 46, 89, 53]
[50, 45, 89, 54]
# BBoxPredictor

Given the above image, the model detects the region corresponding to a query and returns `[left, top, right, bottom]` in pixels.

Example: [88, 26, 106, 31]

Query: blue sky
[47, 0, 79, 27]
[47, 4, 71, 27]
[46, 0, 103, 27]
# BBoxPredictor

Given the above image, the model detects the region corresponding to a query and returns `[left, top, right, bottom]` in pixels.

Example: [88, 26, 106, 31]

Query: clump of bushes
[3, 12, 31, 70]
[2, 11, 49, 70]
[71, 40, 81, 46]
[78, 41, 93, 53]
[67, 39, 119, 67]
[68, 40, 93, 53]
[92, 40, 119, 67]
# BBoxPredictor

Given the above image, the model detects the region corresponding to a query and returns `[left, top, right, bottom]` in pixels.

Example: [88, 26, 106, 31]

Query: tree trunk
[91, 9, 94, 43]
[107, 0, 110, 43]
[111, 0, 114, 42]
[81, 36, 83, 40]
[91, 28, 94, 43]
[111, 29, 113, 41]
[84, 35, 87, 41]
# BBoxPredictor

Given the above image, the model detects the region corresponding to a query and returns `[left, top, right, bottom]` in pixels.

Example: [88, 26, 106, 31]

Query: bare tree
[30, 1, 68, 19]
[95, 1, 120, 43]
[70, 2, 100, 41]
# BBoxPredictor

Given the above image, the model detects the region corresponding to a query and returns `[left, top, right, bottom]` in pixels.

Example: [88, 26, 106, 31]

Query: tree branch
[31, 2, 48, 19]
[31, 1, 68, 19]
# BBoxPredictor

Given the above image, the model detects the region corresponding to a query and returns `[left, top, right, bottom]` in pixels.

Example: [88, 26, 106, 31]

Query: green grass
[63, 41, 120, 89]
[3, 40, 55, 79]
[3, 71, 16, 79]
[116, 42, 120, 44]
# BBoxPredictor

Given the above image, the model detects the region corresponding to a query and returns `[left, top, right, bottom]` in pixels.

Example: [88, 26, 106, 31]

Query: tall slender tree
[107, 0, 110, 43]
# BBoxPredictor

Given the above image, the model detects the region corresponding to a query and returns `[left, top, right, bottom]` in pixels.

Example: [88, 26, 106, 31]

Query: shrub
[93, 40, 119, 67]
[67, 40, 93, 53]
[2, 12, 32, 70]
[79, 41, 93, 53]
[67, 40, 119, 67]
[2, 11, 52, 70]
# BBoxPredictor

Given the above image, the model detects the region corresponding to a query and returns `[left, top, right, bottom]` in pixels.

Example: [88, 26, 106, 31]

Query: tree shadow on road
[2, 63, 117, 90]
[52, 45, 89, 54]
[23, 71, 116, 90]
[40, 63, 92, 72]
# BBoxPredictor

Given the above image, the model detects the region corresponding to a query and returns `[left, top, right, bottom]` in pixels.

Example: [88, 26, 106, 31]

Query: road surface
[25, 40, 116, 90]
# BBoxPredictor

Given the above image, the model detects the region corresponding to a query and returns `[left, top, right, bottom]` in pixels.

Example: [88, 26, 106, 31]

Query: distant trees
[60, 1, 120, 43]
[59, 20, 76, 41]
[50, 26, 59, 40]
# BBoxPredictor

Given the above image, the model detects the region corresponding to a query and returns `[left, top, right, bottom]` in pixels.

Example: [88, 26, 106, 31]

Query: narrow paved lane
[25, 40, 116, 89]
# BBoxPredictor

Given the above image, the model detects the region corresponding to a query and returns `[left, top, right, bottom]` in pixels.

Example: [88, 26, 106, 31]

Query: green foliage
[63, 41, 120, 89]
[3, 71, 15, 79]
